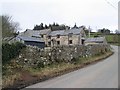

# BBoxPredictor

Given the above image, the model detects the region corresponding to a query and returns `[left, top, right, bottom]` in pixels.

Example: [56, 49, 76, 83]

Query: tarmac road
[25, 45, 118, 88]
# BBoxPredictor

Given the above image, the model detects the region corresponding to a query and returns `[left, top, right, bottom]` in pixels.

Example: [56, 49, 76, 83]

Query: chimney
[66, 26, 70, 30]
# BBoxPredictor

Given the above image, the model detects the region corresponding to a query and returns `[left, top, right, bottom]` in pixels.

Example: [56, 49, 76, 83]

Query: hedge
[2, 42, 26, 64]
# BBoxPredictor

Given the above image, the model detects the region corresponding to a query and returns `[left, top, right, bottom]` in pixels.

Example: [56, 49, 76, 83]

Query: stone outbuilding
[84, 37, 107, 45]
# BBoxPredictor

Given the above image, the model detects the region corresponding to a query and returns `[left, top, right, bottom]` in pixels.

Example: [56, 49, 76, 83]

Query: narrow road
[24, 46, 118, 88]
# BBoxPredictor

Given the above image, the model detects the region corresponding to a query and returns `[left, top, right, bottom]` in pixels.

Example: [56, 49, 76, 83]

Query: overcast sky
[1, 0, 119, 32]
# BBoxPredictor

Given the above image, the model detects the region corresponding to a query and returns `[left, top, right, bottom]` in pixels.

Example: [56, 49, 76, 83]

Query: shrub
[37, 61, 45, 68]
[2, 42, 26, 65]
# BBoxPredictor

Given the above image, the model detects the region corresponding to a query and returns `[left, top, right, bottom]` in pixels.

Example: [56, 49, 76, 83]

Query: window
[41, 35, 43, 38]
[48, 36, 51, 39]
[57, 34, 60, 38]
[69, 40, 72, 44]
[48, 41, 51, 46]
[57, 41, 60, 45]
[81, 39, 85, 44]
[68, 33, 73, 37]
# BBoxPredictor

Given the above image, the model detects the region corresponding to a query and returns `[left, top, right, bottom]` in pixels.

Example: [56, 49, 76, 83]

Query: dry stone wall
[16, 44, 111, 68]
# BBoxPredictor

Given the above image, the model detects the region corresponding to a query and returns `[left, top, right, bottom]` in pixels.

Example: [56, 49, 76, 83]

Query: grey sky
[1, 0, 119, 32]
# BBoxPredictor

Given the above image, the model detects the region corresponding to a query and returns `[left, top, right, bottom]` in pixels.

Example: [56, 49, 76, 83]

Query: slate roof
[32, 29, 51, 35]
[48, 30, 65, 36]
[3, 36, 16, 41]
[32, 32, 40, 37]
[20, 29, 51, 37]
[64, 28, 82, 35]
[39, 29, 51, 35]
[16, 36, 44, 42]
[48, 28, 83, 36]
[85, 37, 105, 43]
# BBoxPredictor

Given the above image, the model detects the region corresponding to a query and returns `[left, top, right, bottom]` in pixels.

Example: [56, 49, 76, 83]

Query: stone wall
[16, 44, 111, 68]
[47, 34, 83, 47]
[50, 44, 110, 62]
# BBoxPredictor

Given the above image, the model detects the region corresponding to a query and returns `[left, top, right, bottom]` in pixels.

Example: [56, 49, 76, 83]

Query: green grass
[86, 32, 102, 38]
[87, 32, 119, 45]
[105, 34, 119, 43]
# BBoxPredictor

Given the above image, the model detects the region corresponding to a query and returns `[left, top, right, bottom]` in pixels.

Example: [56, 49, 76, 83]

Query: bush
[37, 61, 45, 68]
[2, 42, 26, 64]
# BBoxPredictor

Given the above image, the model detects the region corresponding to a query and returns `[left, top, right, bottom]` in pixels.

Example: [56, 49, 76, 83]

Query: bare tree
[1, 15, 20, 38]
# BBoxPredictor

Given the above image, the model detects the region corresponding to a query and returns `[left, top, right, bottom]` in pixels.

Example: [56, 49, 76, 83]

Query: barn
[84, 37, 107, 45]
[14, 36, 45, 48]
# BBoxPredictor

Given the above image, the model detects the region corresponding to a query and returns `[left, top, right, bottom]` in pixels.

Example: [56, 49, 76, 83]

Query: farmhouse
[18, 27, 86, 47]
[47, 28, 86, 47]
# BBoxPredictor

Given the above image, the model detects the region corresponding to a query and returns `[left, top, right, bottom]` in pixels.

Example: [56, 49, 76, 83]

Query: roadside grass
[2, 73, 21, 88]
[2, 50, 113, 88]
[28, 63, 75, 77]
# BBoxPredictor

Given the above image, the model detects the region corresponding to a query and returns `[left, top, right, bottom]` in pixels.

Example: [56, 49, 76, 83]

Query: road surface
[25, 45, 118, 88]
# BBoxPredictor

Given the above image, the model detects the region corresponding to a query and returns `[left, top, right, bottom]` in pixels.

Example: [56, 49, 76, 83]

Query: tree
[33, 22, 67, 31]
[50, 24, 66, 31]
[33, 23, 45, 30]
[45, 24, 48, 29]
[98, 28, 110, 35]
[2, 15, 20, 38]
[55, 23, 59, 26]
[52, 22, 56, 26]
[39, 23, 44, 29]
[115, 30, 120, 34]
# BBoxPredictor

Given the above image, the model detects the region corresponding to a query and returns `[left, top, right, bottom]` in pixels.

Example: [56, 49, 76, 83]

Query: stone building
[7, 35, 45, 48]
[84, 37, 107, 45]
[47, 28, 86, 47]
[17, 27, 86, 47]
[19, 29, 51, 46]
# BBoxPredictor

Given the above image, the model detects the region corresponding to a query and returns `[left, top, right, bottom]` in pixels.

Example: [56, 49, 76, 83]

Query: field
[89, 33, 120, 45]
[105, 34, 119, 43]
